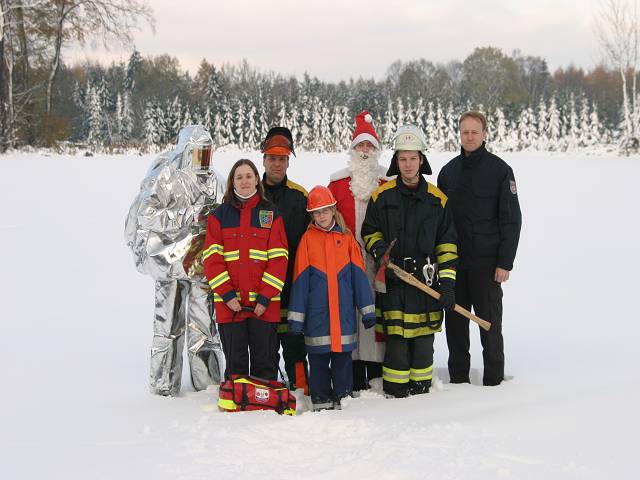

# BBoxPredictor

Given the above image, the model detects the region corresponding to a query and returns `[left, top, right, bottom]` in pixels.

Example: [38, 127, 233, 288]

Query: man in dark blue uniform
[437, 111, 522, 386]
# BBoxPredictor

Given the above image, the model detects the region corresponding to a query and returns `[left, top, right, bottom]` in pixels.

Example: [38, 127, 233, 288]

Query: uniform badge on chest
[259, 210, 274, 228]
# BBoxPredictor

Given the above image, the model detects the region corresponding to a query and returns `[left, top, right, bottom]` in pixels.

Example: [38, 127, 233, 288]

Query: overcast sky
[67, 0, 603, 81]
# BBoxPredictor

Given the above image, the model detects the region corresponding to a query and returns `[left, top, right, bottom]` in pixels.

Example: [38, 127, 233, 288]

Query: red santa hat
[350, 110, 381, 150]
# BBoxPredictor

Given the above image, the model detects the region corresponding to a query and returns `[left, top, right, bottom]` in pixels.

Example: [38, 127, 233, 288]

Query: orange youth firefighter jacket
[287, 223, 375, 354]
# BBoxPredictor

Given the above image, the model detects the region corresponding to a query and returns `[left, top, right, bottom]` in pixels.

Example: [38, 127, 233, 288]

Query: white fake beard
[348, 150, 382, 201]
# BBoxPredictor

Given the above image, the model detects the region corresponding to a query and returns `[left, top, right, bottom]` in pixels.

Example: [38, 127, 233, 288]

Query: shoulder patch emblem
[259, 210, 274, 228]
[509, 180, 517, 195]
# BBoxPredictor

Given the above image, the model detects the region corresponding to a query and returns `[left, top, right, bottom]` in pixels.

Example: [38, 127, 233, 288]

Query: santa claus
[327, 111, 391, 392]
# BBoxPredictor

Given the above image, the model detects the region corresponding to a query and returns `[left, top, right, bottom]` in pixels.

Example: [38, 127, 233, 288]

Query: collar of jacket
[231, 192, 260, 210]
[262, 173, 289, 191]
[309, 222, 344, 234]
[461, 142, 487, 168]
[396, 174, 428, 199]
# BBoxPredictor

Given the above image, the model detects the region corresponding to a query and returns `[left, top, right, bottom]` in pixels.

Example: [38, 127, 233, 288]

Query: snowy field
[1, 148, 639, 479]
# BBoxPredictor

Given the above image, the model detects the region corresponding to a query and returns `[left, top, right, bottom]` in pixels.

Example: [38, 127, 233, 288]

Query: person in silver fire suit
[125, 125, 225, 396]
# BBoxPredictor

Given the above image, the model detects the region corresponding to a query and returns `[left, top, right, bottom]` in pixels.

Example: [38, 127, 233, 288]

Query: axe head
[373, 239, 397, 293]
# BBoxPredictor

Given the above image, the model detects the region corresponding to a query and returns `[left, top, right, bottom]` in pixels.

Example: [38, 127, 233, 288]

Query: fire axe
[374, 239, 491, 332]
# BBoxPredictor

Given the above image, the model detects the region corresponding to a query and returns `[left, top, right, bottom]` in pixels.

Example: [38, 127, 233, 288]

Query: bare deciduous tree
[594, 0, 640, 149]
[42, 0, 154, 142]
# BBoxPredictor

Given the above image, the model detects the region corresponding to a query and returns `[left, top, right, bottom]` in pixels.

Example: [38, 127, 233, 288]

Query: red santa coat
[327, 165, 389, 362]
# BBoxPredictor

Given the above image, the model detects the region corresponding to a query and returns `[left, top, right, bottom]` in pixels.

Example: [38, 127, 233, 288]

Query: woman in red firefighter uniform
[203, 159, 288, 381]
[288, 186, 376, 411]
[361, 125, 458, 398]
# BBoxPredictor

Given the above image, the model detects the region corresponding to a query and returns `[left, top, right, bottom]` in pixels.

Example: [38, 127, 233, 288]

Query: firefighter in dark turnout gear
[362, 125, 458, 398]
[437, 111, 522, 386]
[260, 127, 310, 391]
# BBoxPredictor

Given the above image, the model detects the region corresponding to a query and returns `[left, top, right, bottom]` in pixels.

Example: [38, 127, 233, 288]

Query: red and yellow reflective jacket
[203, 194, 288, 324]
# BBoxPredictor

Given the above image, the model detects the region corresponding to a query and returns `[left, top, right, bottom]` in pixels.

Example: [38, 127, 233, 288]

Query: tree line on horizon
[1, 1, 638, 154]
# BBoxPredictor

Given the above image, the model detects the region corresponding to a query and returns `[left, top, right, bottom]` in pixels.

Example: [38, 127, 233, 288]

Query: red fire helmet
[306, 185, 337, 212]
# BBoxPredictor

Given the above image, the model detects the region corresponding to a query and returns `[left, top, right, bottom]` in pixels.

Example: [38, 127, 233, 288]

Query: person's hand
[495, 267, 510, 283]
[362, 315, 376, 329]
[436, 282, 456, 311]
[226, 298, 242, 312]
[254, 303, 267, 317]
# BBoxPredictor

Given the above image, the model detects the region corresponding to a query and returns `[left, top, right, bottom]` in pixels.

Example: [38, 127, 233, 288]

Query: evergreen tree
[143, 100, 162, 149]
[333, 105, 352, 151]
[223, 101, 236, 146]
[124, 49, 143, 93]
[444, 103, 458, 151]
[434, 103, 447, 150]
[86, 84, 106, 148]
[234, 98, 246, 148]
[182, 104, 193, 127]
[589, 102, 604, 146]
[565, 94, 580, 151]
[547, 96, 562, 151]
[319, 102, 332, 151]
[536, 99, 549, 150]
[383, 97, 396, 143]
[245, 105, 259, 150]
[168, 96, 183, 141]
[212, 112, 225, 147]
[492, 107, 509, 149]
[424, 102, 436, 148]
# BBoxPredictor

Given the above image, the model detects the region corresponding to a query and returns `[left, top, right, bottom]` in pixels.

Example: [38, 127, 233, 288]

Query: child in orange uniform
[288, 186, 375, 411]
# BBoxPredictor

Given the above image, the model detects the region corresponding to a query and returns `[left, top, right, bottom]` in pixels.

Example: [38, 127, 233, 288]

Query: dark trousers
[279, 331, 308, 389]
[353, 360, 382, 391]
[308, 352, 353, 409]
[445, 267, 504, 386]
[383, 334, 434, 398]
[219, 318, 279, 381]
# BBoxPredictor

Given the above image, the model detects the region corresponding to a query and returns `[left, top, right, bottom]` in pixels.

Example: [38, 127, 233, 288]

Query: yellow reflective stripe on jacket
[363, 231, 384, 252]
[439, 269, 456, 281]
[202, 244, 223, 261]
[382, 366, 410, 384]
[213, 292, 241, 303]
[267, 248, 289, 260]
[223, 250, 240, 261]
[262, 271, 285, 291]
[209, 271, 231, 289]
[382, 310, 442, 323]
[435, 243, 457, 255]
[436, 252, 458, 263]
[410, 365, 433, 382]
[249, 249, 268, 261]
[218, 398, 238, 410]
[283, 408, 296, 416]
[248, 292, 280, 302]
[386, 325, 437, 338]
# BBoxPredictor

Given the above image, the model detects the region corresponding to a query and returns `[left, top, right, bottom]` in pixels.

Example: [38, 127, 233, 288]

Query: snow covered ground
[1, 148, 638, 479]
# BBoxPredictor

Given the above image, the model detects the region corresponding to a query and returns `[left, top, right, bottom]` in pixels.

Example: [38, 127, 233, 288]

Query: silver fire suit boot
[150, 280, 223, 396]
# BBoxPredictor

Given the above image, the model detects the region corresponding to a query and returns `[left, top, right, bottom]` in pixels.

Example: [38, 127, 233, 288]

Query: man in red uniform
[328, 111, 390, 392]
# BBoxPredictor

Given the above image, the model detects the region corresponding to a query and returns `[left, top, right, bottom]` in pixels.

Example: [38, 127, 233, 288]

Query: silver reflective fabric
[125, 125, 226, 396]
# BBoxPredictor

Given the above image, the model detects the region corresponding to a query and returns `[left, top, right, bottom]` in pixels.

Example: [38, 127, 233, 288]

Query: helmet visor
[262, 134, 293, 156]
[192, 145, 212, 171]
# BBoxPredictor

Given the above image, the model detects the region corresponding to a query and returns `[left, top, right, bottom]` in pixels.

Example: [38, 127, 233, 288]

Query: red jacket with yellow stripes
[203, 194, 288, 324]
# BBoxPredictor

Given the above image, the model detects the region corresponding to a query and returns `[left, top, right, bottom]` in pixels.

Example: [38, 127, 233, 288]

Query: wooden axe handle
[387, 262, 491, 331]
